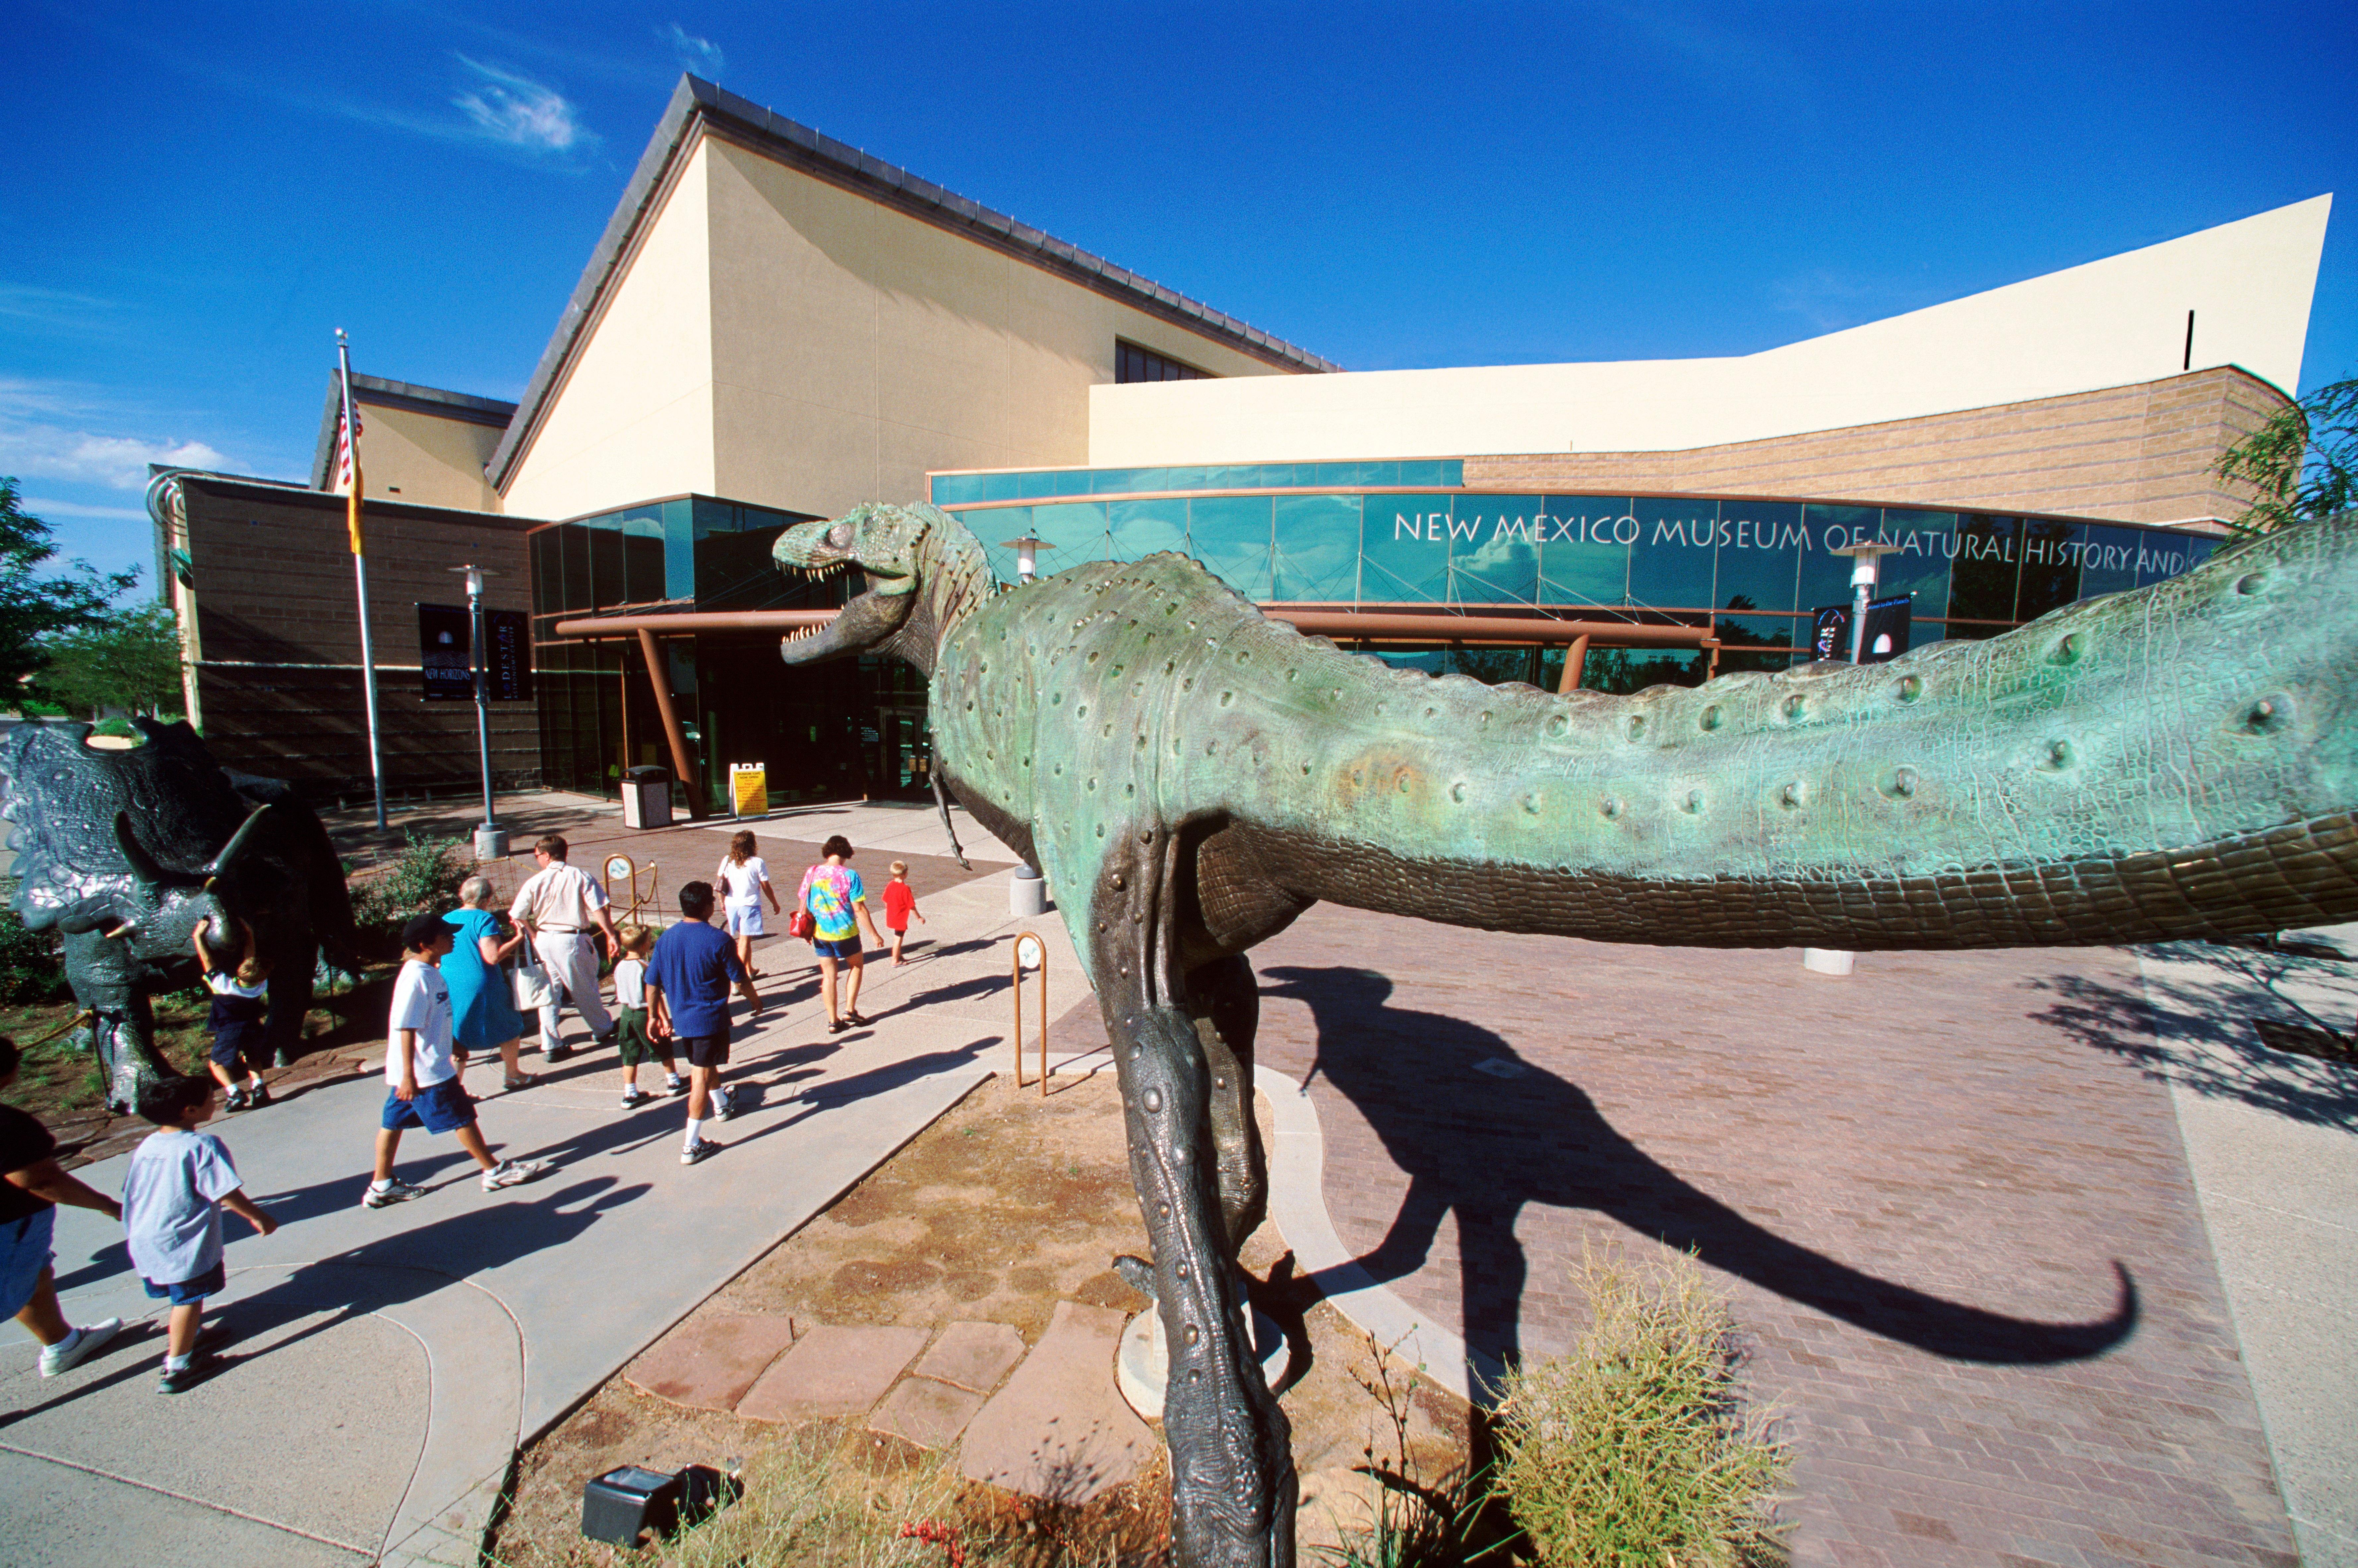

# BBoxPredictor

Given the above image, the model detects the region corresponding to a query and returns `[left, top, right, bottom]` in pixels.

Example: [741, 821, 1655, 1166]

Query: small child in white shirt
[613, 924, 685, 1108]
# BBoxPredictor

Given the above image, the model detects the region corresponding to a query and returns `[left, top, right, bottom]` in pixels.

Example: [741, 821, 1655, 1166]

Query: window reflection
[1629, 497, 1719, 610]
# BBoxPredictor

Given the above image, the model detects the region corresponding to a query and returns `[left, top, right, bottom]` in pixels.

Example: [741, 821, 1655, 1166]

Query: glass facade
[531, 495, 938, 809]
[931, 471, 2218, 694]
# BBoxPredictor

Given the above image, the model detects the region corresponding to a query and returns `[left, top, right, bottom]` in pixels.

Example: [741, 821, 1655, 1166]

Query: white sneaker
[363, 1178, 426, 1209]
[680, 1138, 720, 1166]
[713, 1085, 736, 1121]
[39, 1318, 122, 1377]
[481, 1159, 546, 1191]
[663, 1075, 688, 1096]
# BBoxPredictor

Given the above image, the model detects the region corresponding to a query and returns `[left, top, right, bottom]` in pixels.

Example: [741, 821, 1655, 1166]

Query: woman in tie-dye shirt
[798, 836, 884, 1033]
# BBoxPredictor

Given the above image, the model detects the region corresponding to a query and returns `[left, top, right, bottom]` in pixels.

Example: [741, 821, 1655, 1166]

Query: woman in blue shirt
[444, 876, 535, 1091]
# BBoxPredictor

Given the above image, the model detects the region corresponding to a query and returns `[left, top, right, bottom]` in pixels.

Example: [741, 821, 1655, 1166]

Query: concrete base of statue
[1115, 1291, 1288, 1422]
[1802, 947, 1855, 976]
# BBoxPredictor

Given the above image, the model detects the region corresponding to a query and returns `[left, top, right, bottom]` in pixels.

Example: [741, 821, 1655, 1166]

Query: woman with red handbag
[796, 836, 885, 1033]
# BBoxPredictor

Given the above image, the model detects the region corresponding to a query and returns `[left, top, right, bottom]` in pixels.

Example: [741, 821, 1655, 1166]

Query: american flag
[333, 402, 364, 493]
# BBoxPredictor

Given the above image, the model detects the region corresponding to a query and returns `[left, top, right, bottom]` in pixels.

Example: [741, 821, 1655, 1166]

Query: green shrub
[0, 902, 72, 1006]
[348, 833, 469, 932]
[1491, 1249, 1788, 1568]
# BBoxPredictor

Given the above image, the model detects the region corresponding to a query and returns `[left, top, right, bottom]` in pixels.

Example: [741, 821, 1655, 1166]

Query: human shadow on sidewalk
[1261, 965, 2137, 1393]
[8, 1176, 646, 1423]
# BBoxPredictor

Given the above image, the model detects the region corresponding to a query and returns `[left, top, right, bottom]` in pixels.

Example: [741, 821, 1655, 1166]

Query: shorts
[142, 1260, 226, 1306]
[677, 1031, 730, 1069]
[812, 936, 860, 960]
[210, 1021, 264, 1070]
[725, 900, 765, 937]
[887, 920, 909, 935]
[616, 1008, 663, 1066]
[0, 1208, 56, 1319]
[380, 1078, 478, 1134]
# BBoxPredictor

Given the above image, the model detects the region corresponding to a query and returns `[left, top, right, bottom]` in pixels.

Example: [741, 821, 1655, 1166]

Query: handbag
[511, 935, 556, 1010]
[787, 907, 816, 941]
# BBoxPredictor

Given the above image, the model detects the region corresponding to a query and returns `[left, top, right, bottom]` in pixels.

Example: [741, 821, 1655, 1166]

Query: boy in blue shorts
[122, 1074, 277, 1392]
[363, 914, 548, 1209]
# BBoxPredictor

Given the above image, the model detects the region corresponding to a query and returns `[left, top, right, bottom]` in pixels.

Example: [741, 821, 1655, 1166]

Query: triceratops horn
[113, 812, 195, 889]
[202, 803, 278, 884]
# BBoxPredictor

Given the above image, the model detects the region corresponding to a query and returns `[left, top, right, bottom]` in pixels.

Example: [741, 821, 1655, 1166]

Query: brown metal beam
[1559, 634, 1590, 694]
[635, 627, 707, 820]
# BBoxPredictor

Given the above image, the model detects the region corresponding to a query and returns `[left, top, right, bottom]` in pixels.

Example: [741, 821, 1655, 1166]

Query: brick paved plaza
[1250, 907, 2299, 1568]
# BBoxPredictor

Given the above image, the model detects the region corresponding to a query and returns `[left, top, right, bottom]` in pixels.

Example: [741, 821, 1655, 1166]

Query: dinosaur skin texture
[2, 719, 358, 1111]
[775, 502, 2358, 1568]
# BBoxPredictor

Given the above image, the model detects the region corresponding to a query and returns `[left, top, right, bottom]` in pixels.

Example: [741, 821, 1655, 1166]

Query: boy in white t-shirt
[362, 914, 548, 1210]
[122, 1074, 277, 1393]
[612, 923, 686, 1108]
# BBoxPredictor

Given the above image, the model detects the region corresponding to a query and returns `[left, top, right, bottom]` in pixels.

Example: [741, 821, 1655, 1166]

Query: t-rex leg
[1188, 953, 1267, 1255]
[1092, 837, 1293, 1568]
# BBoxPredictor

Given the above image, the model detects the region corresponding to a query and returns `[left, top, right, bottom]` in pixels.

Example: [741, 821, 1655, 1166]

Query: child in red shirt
[883, 862, 924, 966]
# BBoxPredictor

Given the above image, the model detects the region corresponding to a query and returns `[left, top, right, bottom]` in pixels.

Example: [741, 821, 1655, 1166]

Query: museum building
[147, 74, 2331, 812]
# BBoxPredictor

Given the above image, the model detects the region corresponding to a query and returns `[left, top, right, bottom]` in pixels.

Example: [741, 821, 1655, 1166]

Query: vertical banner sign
[418, 604, 473, 700]
[488, 609, 534, 700]
[1810, 605, 1850, 662]
[1857, 595, 1912, 664]
[729, 762, 768, 818]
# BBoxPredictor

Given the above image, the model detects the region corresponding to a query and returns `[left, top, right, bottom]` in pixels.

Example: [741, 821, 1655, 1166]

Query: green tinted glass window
[1187, 496, 1274, 600]
[1708, 502, 1805, 614]
[1272, 495, 1362, 601]
[1110, 498, 1188, 561]
[1877, 511, 1956, 620]
[2138, 531, 2213, 586]
[1449, 495, 1543, 605]
[2015, 519, 2083, 622]
[1948, 515, 2021, 622]
[1628, 498, 1719, 611]
[1535, 497, 1633, 608]
[1357, 494, 1456, 603]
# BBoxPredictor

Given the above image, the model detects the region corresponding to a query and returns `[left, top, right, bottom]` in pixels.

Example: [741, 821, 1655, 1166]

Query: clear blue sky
[7, 1, 2353, 587]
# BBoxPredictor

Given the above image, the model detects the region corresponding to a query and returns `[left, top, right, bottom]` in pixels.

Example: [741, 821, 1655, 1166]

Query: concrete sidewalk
[0, 801, 1087, 1568]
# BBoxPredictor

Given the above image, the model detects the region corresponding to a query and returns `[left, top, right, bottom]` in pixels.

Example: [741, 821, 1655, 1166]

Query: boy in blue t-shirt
[646, 881, 762, 1167]
[121, 1075, 277, 1393]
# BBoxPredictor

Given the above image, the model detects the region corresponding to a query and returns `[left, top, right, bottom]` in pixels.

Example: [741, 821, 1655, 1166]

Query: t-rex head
[770, 502, 935, 665]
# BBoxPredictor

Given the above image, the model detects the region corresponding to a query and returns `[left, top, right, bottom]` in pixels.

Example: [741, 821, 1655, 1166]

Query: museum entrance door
[871, 703, 934, 800]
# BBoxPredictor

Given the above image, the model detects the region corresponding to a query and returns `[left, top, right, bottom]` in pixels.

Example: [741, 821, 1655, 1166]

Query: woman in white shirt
[716, 831, 783, 977]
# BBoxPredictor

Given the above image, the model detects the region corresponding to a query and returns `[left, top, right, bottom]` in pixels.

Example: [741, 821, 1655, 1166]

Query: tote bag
[510, 938, 557, 1010]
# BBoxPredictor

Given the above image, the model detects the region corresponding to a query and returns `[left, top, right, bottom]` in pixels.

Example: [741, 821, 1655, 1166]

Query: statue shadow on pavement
[1259, 965, 2137, 1399]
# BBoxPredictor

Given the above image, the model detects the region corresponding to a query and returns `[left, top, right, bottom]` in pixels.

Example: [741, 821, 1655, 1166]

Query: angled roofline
[486, 74, 1340, 492]
[309, 373, 519, 491]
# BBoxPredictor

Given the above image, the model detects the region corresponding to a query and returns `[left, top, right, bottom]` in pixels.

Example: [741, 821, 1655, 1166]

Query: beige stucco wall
[701, 134, 1290, 517]
[353, 400, 504, 512]
[501, 140, 720, 520]
[1089, 195, 2330, 467]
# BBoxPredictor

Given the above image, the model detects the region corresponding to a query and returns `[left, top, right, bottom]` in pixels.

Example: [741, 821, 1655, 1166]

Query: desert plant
[1313, 1331, 1501, 1568]
[650, 1424, 968, 1567]
[1490, 1248, 1788, 1568]
[0, 902, 71, 1006]
[347, 833, 469, 933]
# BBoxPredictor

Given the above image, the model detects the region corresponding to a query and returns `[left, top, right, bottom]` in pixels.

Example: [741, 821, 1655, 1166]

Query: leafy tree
[38, 600, 184, 717]
[2213, 376, 2358, 536]
[0, 477, 140, 703]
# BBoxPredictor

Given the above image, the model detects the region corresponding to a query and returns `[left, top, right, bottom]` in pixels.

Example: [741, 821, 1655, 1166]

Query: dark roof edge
[309, 373, 521, 489]
[487, 74, 1339, 491]
[182, 470, 542, 529]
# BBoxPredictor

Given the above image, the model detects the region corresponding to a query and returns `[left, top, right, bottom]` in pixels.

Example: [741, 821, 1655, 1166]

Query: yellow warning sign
[729, 763, 767, 818]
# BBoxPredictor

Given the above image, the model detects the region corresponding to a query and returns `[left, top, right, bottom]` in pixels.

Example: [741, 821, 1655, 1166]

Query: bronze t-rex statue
[771, 501, 2358, 1567]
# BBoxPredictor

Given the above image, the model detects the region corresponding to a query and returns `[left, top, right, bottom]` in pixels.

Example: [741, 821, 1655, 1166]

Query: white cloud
[0, 382, 231, 490]
[18, 497, 149, 521]
[0, 283, 117, 333]
[450, 56, 594, 152]
[659, 23, 724, 79]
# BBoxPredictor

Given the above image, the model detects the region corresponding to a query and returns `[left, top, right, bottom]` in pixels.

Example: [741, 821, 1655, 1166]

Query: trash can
[622, 766, 673, 830]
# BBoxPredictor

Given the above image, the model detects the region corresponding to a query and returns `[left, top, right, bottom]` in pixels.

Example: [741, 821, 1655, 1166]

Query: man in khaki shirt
[509, 835, 621, 1061]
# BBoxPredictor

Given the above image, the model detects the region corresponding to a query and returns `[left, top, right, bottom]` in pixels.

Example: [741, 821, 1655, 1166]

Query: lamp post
[449, 564, 508, 861]
[1831, 541, 1899, 663]
[998, 534, 1055, 584]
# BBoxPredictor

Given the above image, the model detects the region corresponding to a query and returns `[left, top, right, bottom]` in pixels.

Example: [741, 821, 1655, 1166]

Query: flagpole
[338, 330, 390, 831]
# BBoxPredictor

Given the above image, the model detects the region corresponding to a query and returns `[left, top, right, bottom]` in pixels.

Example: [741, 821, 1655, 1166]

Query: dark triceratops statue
[2, 718, 358, 1110]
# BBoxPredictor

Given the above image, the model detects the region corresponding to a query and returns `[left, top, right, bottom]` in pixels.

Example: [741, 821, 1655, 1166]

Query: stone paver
[1252, 903, 2302, 1568]
[737, 1324, 931, 1421]
[912, 1319, 1028, 1394]
[871, 1375, 991, 1451]
[625, 1312, 802, 1412]
[959, 1300, 1152, 1505]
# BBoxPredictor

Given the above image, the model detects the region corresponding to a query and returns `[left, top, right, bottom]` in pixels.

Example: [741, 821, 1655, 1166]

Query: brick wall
[1466, 366, 2285, 524]
[181, 478, 540, 799]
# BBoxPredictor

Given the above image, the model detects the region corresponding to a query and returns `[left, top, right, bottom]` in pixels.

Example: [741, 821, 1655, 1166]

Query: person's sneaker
[544, 1045, 572, 1063]
[38, 1318, 122, 1377]
[157, 1353, 219, 1395]
[481, 1159, 546, 1192]
[713, 1085, 736, 1121]
[245, 1081, 272, 1109]
[663, 1075, 688, 1096]
[222, 1088, 249, 1113]
[620, 1087, 649, 1108]
[680, 1138, 721, 1166]
[363, 1178, 426, 1209]
[594, 1030, 618, 1050]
